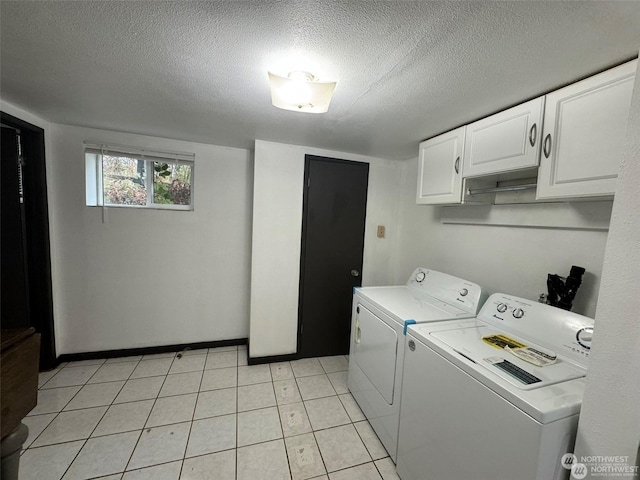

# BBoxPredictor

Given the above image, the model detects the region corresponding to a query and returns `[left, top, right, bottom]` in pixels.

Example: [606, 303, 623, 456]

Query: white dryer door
[352, 304, 398, 404]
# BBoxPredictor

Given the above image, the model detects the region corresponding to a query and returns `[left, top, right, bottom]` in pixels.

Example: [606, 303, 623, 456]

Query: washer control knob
[459, 288, 469, 297]
[577, 327, 593, 350]
[408, 340, 416, 352]
[513, 308, 524, 319]
[497, 303, 508, 313]
[415, 272, 426, 283]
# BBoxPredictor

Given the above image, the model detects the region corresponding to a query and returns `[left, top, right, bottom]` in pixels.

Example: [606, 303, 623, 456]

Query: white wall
[249, 140, 401, 358]
[394, 161, 610, 319]
[47, 124, 253, 354]
[574, 55, 640, 470]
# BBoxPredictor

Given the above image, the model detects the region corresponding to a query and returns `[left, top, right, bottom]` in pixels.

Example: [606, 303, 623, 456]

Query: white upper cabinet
[537, 60, 637, 200]
[463, 97, 545, 178]
[416, 127, 465, 205]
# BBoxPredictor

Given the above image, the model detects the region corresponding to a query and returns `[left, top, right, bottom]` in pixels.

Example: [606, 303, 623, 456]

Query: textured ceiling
[2, 1, 640, 160]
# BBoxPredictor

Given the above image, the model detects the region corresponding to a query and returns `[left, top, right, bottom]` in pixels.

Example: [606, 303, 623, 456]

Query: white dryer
[396, 293, 594, 480]
[347, 268, 483, 462]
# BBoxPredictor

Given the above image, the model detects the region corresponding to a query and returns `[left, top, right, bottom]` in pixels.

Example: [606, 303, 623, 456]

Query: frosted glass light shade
[268, 71, 337, 113]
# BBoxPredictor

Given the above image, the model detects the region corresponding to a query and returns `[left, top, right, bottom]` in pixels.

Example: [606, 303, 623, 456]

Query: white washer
[347, 268, 483, 462]
[396, 293, 594, 480]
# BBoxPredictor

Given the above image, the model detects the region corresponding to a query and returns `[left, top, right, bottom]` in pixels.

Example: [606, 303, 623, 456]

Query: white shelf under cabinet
[536, 60, 637, 200]
[416, 127, 465, 205]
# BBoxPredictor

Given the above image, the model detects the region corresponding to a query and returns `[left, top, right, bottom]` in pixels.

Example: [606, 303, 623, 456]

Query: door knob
[351, 270, 360, 277]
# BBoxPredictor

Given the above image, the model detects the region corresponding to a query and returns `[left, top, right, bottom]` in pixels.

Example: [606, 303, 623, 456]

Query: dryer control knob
[459, 288, 469, 297]
[497, 303, 508, 313]
[513, 308, 524, 319]
[415, 272, 426, 283]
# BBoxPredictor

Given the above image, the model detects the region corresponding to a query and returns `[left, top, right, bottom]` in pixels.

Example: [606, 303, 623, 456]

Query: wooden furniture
[1, 328, 40, 438]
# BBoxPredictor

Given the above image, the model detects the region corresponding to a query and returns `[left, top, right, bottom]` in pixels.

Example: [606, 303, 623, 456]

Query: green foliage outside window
[100, 155, 192, 207]
[153, 162, 192, 205]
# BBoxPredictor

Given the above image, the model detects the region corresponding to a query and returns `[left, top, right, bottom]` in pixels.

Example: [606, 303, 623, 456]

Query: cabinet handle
[543, 134, 552, 158]
[529, 123, 537, 147]
[454, 156, 460, 174]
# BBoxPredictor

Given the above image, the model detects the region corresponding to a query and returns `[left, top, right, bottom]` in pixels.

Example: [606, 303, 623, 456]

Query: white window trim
[84, 142, 195, 211]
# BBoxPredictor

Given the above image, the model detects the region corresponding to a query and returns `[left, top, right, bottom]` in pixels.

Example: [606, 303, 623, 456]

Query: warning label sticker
[482, 334, 527, 350]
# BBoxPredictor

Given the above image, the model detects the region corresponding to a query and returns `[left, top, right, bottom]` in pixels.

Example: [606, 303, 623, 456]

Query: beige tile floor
[20, 346, 400, 480]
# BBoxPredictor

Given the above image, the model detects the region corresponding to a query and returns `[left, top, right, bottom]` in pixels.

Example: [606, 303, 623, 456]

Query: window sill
[86, 204, 194, 212]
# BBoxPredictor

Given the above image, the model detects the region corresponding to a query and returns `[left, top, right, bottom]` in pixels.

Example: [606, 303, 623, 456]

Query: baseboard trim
[247, 352, 298, 365]
[57, 338, 248, 365]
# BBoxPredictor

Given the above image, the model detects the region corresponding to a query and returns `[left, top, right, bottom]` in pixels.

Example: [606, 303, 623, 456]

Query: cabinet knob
[454, 156, 460, 174]
[543, 134, 552, 158]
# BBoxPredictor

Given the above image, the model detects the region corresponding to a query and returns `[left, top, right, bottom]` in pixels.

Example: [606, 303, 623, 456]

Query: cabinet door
[537, 60, 637, 199]
[416, 127, 465, 205]
[463, 97, 544, 178]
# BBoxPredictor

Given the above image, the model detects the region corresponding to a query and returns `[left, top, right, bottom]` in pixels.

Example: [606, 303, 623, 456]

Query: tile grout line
[235, 349, 240, 479]
[121, 354, 177, 476]
[113, 352, 217, 477]
[125, 353, 212, 467]
[264, 363, 291, 480]
[177, 354, 208, 478]
[28, 355, 374, 480]
[25, 391, 76, 449]
[26, 359, 124, 452]
[296, 359, 333, 479]
[56, 357, 143, 480]
[38, 362, 102, 391]
[37, 365, 64, 389]
[26, 351, 234, 476]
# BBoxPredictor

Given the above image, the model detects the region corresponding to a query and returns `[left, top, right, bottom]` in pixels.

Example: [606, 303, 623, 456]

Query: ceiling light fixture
[268, 70, 337, 113]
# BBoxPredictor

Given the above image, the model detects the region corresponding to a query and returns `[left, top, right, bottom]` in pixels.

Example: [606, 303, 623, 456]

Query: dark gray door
[1, 112, 56, 370]
[298, 155, 369, 358]
[1, 127, 30, 328]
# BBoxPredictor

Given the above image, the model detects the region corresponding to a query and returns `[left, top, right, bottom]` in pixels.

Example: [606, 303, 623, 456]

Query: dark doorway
[297, 155, 369, 358]
[1, 112, 56, 370]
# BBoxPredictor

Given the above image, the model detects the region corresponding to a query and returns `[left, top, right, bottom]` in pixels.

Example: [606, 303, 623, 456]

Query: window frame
[85, 143, 195, 211]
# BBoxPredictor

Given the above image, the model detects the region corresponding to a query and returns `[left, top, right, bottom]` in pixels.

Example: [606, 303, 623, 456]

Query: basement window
[85, 143, 194, 210]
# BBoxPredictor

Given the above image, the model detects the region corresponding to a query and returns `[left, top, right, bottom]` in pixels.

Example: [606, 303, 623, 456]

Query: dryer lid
[357, 286, 472, 327]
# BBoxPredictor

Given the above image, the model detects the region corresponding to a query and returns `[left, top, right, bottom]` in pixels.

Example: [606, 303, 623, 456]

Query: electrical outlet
[377, 225, 385, 238]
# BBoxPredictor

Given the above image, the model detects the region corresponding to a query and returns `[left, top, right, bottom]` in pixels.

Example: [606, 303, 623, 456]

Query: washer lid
[357, 286, 472, 327]
[431, 325, 586, 391]
[409, 319, 587, 424]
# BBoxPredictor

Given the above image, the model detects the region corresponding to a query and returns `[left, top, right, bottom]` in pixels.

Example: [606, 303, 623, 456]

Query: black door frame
[1, 111, 57, 370]
[296, 154, 369, 358]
